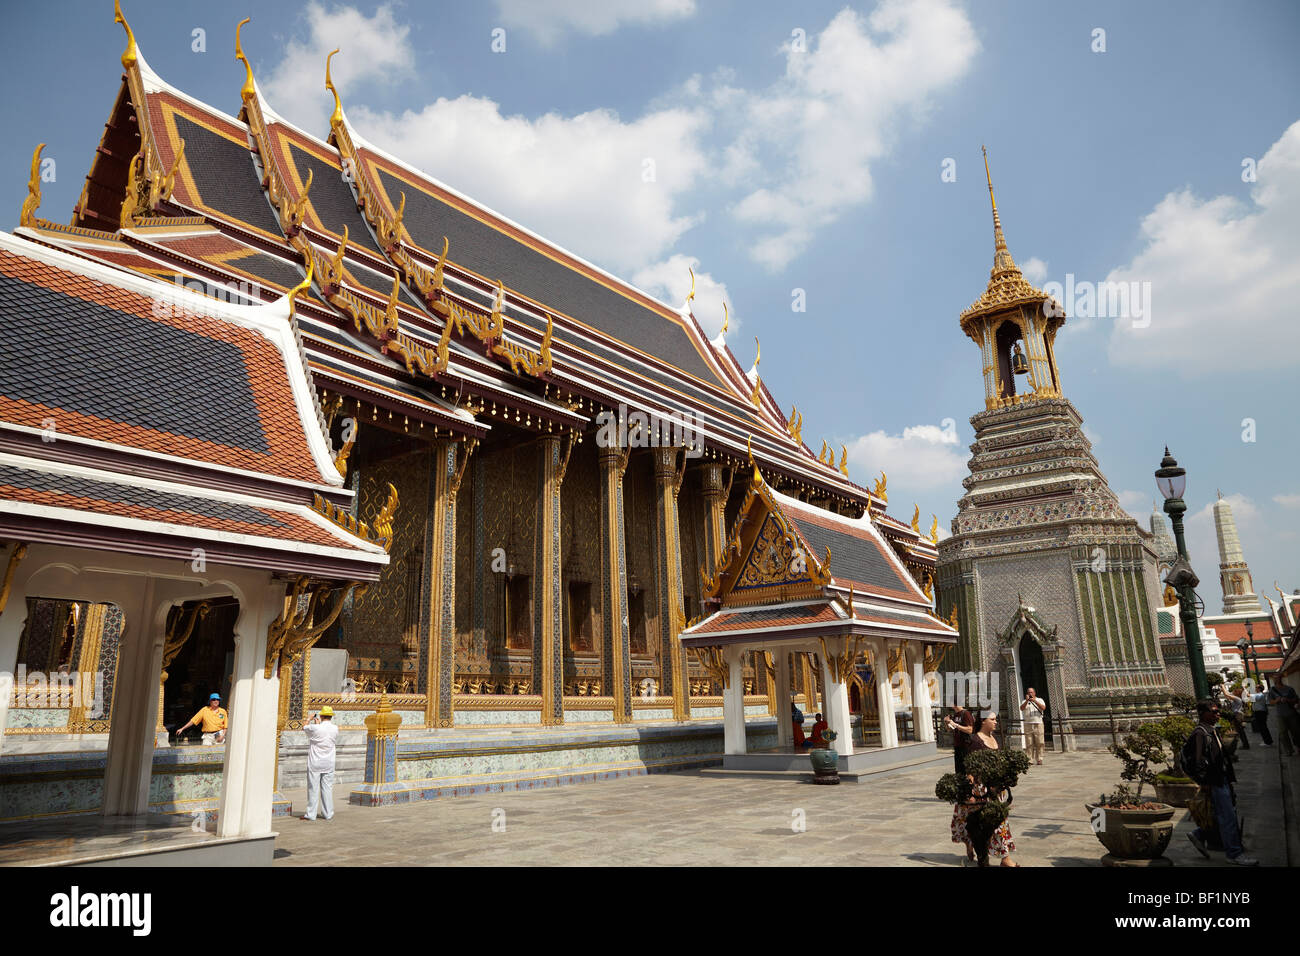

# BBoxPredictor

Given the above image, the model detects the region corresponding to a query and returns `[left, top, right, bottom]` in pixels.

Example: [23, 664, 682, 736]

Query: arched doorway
[1018, 635, 1052, 743]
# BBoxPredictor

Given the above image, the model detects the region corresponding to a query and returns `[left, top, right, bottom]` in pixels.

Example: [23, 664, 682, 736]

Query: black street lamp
[1156, 447, 1210, 699]
[1236, 624, 1261, 684]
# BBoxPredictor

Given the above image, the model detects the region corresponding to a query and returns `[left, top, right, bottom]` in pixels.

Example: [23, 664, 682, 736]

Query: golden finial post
[325, 48, 343, 129]
[235, 18, 255, 102]
[19, 144, 46, 228]
[115, 0, 138, 70]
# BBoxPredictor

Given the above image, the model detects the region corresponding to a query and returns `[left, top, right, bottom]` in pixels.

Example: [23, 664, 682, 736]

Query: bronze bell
[1012, 342, 1030, 375]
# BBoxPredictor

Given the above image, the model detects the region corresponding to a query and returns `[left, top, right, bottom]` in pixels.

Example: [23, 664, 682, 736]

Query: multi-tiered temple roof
[13, 10, 913, 517]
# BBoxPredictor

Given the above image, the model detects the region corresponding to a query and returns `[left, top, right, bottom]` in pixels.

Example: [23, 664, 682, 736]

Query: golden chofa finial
[288, 254, 314, 317]
[872, 471, 887, 503]
[839, 445, 849, 477]
[721, 301, 729, 336]
[325, 49, 344, 130]
[911, 504, 920, 534]
[929, 514, 939, 543]
[235, 18, 255, 103]
[114, 0, 137, 70]
[752, 336, 760, 371]
[19, 144, 45, 228]
[686, 266, 696, 302]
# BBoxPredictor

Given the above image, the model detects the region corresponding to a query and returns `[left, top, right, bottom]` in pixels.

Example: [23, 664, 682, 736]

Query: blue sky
[3, 0, 1298, 607]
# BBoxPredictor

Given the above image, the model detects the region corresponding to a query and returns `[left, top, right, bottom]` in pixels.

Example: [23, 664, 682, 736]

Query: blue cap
[210, 693, 221, 700]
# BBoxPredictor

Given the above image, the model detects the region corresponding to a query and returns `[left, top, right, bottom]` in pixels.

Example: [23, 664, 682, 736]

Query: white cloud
[1275, 494, 1300, 509]
[261, 2, 415, 133]
[1107, 119, 1300, 373]
[1117, 489, 1149, 521]
[632, 254, 735, 337]
[351, 99, 710, 275]
[726, 1, 979, 269]
[843, 421, 967, 496]
[493, 0, 696, 44]
[1021, 256, 1048, 285]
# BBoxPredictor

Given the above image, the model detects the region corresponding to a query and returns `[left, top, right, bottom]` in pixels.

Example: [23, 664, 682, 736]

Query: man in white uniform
[302, 706, 339, 821]
[1020, 688, 1046, 765]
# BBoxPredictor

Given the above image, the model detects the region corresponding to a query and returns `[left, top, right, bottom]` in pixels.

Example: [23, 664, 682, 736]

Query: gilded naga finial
[235, 18, 255, 103]
[371, 483, 399, 552]
[287, 255, 314, 316]
[929, 514, 939, 543]
[432, 235, 449, 291]
[686, 266, 695, 302]
[911, 504, 920, 533]
[114, 0, 137, 70]
[819, 439, 829, 463]
[839, 445, 849, 477]
[872, 471, 887, 503]
[325, 49, 344, 130]
[786, 405, 803, 444]
[721, 301, 729, 336]
[19, 144, 45, 228]
[752, 336, 760, 372]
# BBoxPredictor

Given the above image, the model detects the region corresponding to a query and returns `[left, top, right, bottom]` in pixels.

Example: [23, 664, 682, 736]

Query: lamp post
[1236, 630, 1260, 684]
[1156, 447, 1210, 700]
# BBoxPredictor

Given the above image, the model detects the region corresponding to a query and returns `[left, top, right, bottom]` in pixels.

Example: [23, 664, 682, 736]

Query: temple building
[935, 151, 1171, 750]
[0, 5, 955, 846]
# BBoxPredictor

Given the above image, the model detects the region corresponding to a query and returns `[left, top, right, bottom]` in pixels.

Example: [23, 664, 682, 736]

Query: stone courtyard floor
[273, 741, 1289, 866]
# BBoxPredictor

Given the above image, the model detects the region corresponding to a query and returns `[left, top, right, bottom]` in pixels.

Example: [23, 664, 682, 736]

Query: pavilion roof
[0, 231, 388, 578]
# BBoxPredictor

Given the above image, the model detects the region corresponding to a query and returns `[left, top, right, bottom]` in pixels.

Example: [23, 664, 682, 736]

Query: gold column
[69, 603, 107, 734]
[532, 435, 572, 725]
[700, 463, 728, 573]
[651, 447, 690, 720]
[599, 446, 633, 722]
[424, 440, 475, 729]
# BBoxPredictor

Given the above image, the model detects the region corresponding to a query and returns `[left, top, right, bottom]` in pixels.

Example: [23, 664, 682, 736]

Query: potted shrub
[809, 729, 839, 784]
[1086, 724, 1176, 862]
[935, 748, 1030, 866]
[1149, 715, 1198, 807]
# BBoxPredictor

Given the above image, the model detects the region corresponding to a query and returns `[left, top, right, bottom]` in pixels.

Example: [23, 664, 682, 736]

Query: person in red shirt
[810, 713, 829, 747]
[793, 716, 807, 748]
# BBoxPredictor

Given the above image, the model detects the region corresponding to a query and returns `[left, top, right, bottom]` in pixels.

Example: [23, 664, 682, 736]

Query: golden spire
[325, 49, 343, 130]
[983, 145, 1016, 277]
[19, 144, 45, 228]
[960, 147, 1050, 327]
[114, 0, 138, 70]
[235, 18, 255, 103]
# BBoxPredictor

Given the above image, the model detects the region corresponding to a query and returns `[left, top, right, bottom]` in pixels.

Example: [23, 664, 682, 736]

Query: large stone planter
[1086, 803, 1175, 861]
[1154, 778, 1198, 808]
[809, 748, 840, 785]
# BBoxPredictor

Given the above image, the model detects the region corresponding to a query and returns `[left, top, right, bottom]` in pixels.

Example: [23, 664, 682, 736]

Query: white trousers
[305, 769, 335, 820]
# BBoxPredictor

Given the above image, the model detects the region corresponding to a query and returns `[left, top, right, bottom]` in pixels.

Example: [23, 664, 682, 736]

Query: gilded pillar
[700, 463, 728, 576]
[422, 440, 474, 729]
[532, 436, 569, 725]
[599, 446, 633, 722]
[651, 447, 690, 720]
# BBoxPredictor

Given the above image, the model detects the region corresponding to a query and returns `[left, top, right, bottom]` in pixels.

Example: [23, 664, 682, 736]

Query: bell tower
[959, 148, 1065, 410]
[936, 149, 1175, 749]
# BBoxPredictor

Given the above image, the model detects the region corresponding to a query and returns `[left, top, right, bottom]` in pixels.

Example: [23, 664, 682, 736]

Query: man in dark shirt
[1186, 700, 1257, 865]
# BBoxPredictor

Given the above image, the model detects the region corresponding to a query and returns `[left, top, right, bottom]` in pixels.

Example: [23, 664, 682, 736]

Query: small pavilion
[0, 232, 388, 863]
[681, 464, 957, 777]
